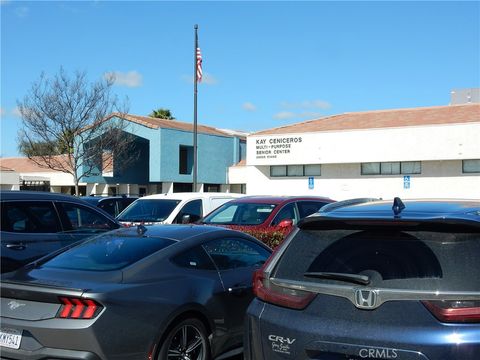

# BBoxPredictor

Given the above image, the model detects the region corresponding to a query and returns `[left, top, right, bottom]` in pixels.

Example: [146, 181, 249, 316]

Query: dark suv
[81, 195, 138, 218]
[0, 191, 120, 273]
[245, 198, 480, 360]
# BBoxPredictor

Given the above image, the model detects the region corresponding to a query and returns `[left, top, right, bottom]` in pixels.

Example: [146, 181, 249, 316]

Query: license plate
[0, 328, 22, 349]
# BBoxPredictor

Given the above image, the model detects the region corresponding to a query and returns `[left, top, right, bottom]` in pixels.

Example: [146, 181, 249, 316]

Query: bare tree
[17, 68, 138, 195]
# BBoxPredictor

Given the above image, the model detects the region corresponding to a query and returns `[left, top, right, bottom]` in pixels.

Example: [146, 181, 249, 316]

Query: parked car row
[1, 191, 479, 359]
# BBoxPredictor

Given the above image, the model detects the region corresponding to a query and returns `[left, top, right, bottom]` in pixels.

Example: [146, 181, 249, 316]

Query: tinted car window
[274, 228, 480, 292]
[203, 203, 277, 225]
[203, 238, 270, 270]
[174, 199, 202, 223]
[42, 235, 176, 271]
[271, 202, 297, 226]
[172, 246, 216, 270]
[117, 199, 181, 222]
[1, 202, 61, 233]
[297, 200, 329, 218]
[98, 199, 116, 217]
[60, 203, 113, 231]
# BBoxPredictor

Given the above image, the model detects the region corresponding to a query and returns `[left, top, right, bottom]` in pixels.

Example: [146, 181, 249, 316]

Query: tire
[157, 318, 211, 360]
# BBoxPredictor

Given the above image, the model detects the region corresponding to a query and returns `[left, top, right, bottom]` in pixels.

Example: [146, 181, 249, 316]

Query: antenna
[392, 197, 405, 216]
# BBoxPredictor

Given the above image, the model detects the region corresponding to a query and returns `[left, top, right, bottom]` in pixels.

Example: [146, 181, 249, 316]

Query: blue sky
[1, 1, 479, 157]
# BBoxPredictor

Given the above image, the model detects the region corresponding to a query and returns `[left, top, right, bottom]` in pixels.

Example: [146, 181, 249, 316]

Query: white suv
[116, 192, 243, 226]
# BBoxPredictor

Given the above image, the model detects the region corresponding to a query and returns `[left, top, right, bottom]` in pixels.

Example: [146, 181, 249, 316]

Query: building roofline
[252, 103, 480, 136]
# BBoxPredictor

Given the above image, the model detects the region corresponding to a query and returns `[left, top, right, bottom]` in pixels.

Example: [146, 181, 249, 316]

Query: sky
[1, 1, 479, 158]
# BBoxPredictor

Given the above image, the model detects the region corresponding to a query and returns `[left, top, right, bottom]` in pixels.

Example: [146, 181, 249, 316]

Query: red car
[199, 196, 335, 229]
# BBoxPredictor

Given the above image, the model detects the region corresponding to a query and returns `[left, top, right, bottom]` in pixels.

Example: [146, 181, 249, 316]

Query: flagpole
[193, 24, 198, 192]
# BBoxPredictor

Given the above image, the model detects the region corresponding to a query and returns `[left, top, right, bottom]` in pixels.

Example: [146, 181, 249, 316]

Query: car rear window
[42, 234, 175, 271]
[117, 199, 181, 222]
[274, 227, 480, 292]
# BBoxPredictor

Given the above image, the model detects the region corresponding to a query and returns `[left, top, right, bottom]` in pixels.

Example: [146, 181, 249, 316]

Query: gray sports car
[0, 224, 272, 359]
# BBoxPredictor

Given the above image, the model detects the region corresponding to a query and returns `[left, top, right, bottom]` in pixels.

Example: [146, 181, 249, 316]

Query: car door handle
[5, 244, 26, 251]
[228, 285, 248, 294]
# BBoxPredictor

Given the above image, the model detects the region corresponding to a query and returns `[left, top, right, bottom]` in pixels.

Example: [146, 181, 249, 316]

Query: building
[0, 155, 76, 193]
[80, 113, 246, 196]
[244, 103, 480, 200]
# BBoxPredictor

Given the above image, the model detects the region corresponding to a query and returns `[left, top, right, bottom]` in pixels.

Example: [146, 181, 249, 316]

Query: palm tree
[149, 108, 175, 120]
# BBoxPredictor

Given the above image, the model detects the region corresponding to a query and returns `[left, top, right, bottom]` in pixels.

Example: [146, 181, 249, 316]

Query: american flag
[196, 47, 203, 83]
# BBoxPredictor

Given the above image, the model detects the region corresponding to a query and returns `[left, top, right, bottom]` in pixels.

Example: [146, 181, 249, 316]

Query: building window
[381, 162, 400, 175]
[102, 150, 114, 177]
[463, 159, 480, 173]
[361, 163, 381, 175]
[305, 164, 321, 176]
[271, 164, 321, 177]
[287, 165, 304, 177]
[179, 146, 193, 175]
[271, 165, 287, 177]
[204, 184, 221, 192]
[362, 162, 421, 175]
[401, 161, 422, 174]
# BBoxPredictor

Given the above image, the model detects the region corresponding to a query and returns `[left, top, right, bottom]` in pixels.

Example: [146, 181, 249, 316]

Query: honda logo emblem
[354, 289, 377, 309]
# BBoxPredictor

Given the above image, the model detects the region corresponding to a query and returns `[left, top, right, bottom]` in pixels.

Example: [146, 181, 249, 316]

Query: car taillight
[57, 297, 102, 319]
[423, 300, 480, 323]
[253, 269, 315, 310]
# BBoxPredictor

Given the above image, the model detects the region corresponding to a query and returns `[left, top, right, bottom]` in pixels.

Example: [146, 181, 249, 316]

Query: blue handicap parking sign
[308, 176, 314, 189]
[403, 175, 411, 189]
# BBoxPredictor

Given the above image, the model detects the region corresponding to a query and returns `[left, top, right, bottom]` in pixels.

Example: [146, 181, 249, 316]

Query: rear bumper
[245, 297, 480, 360]
[0, 346, 100, 360]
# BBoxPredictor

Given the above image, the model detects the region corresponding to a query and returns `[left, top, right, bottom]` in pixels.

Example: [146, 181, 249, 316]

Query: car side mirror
[278, 219, 293, 228]
[181, 214, 192, 224]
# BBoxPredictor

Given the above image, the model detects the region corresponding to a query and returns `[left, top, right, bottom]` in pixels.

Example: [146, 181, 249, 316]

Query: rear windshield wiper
[304, 272, 371, 285]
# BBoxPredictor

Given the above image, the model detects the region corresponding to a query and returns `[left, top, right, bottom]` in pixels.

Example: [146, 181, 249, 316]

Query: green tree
[149, 108, 175, 120]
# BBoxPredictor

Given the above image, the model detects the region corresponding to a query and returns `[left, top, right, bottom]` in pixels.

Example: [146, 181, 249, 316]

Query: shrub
[226, 225, 293, 249]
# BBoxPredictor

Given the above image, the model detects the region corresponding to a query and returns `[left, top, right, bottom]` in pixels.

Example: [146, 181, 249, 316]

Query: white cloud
[280, 99, 331, 110]
[242, 102, 257, 112]
[104, 71, 143, 88]
[273, 111, 323, 121]
[202, 73, 218, 85]
[274, 99, 330, 121]
[273, 111, 296, 120]
[11, 107, 22, 117]
[181, 72, 218, 85]
[14, 5, 29, 18]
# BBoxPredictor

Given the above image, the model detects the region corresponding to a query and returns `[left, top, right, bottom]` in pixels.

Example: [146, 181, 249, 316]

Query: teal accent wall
[80, 115, 241, 186]
[159, 128, 236, 184]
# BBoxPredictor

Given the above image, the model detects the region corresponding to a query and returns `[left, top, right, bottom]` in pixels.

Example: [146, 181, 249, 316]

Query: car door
[55, 201, 119, 243]
[0, 200, 65, 272]
[202, 237, 271, 349]
[173, 199, 203, 223]
[270, 202, 299, 226]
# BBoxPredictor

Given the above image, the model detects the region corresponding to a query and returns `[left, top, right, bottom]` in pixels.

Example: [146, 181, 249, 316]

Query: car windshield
[202, 202, 277, 225]
[42, 234, 176, 271]
[117, 199, 181, 222]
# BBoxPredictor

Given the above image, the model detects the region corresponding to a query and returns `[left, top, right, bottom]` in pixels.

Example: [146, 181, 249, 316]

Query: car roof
[1, 190, 89, 203]
[302, 198, 480, 224]
[225, 195, 334, 205]
[81, 196, 138, 204]
[137, 192, 243, 201]
[110, 224, 251, 241]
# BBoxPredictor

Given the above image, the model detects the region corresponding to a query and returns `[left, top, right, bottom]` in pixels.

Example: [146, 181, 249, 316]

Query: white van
[116, 192, 243, 226]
